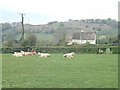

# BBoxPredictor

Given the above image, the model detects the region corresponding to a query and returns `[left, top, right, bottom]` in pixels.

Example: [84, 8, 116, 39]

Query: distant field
[2, 54, 118, 88]
[16, 33, 54, 41]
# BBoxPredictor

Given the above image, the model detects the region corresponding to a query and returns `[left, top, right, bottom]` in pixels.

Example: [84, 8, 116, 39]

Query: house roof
[72, 32, 80, 39]
[72, 32, 96, 40]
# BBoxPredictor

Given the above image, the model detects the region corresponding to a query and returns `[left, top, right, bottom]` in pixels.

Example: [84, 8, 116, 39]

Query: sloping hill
[1, 18, 118, 45]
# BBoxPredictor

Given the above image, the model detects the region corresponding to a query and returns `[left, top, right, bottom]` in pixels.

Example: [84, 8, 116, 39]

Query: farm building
[66, 31, 96, 45]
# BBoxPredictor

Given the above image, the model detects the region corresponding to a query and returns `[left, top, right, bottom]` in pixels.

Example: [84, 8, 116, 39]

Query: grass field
[2, 54, 118, 88]
[17, 33, 54, 41]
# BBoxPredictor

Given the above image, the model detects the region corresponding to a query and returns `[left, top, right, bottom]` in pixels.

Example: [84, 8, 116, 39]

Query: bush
[1, 46, 119, 54]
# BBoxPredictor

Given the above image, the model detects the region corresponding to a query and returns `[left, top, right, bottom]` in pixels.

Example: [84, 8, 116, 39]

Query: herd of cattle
[13, 51, 75, 58]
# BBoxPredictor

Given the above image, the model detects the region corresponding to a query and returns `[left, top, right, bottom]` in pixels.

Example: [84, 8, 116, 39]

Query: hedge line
[0, 46, 119, 54]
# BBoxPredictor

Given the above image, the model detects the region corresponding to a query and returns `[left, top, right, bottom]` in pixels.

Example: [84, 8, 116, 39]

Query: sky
[0, 0, 119, 25]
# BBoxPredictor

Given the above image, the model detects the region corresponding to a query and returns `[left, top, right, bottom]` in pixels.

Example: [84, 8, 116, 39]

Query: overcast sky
[0, 0, 119, 25]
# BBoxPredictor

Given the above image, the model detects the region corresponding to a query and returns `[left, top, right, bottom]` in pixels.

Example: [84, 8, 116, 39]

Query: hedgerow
[1, 45, 119, 54]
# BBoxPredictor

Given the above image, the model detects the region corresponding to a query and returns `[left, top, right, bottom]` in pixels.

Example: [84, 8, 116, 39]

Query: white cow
[63, 52, 75, 58]
[38, 52, 50, 57]
[98, 49, 104, 54]
[13, 52, 23, 57]
[21, 51, 37, 56]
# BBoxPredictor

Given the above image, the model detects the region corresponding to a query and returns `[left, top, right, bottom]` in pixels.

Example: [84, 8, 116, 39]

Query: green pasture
[16, 33, 54, 41]
[2, 54, 118, 88]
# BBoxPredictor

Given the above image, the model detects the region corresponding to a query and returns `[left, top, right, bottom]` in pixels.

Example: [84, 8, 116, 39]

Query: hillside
[1, 18, 118, 45]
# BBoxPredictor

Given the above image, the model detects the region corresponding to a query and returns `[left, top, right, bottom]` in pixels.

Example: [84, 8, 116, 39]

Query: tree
[109, 36, 118, 45]
[21, 39, 30, 46]
[2, 22, 12, 31]
[86, 25, 89, 28]
[3, 32, 16, 47]
[92, 27, 95, 30]
[53, 23, 66, 45]
[25, 33, 37, 46]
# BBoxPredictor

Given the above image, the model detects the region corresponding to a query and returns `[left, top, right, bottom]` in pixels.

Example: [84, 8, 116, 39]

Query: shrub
[1, 46, 119, 54]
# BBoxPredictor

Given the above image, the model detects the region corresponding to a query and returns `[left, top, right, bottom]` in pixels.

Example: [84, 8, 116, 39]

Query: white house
[68, 31, 96, 45]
